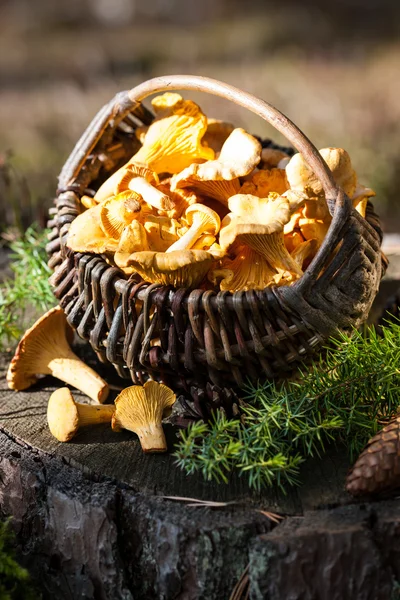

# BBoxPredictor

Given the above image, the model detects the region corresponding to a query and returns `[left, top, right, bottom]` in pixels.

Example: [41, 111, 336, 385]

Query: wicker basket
[47, 75, 384, 395]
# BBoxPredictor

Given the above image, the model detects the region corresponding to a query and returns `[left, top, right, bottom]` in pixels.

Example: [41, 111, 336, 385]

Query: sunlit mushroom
[290, 238, 318, 269]
[351, 184, 376, 218]
[221, 193, 303, 281]
[124, 250, 213, 288]
[202, 119, 235, 153]
[99, 190, 142, 239]
[66, 204, 118, 254]
[115, 163, 175, 212]
[47, 388, 115, 442]
[240, 168, 289, 197]
[209, 243, 278, 292]
[114, 221, 150, 273]
[156, 179, 200, 219]
[166, 204, 220, 252]
[260, 148, 291, 169]
[81, 195, 98, 209]
[112, 380, 176, 452]
[171, 128, 262, 205]
[143, 215, 187, 252]
[7, 307, 109, 403]
[133, 93, 214, 174]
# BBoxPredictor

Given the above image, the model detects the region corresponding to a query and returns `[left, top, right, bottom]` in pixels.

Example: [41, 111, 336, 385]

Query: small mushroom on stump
[112, 380, 176, 453]
[7, 306, 109, 403]
[47, 388, 115, 442]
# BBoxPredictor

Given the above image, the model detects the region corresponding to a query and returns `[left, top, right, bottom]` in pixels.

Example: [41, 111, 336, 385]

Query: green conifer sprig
[0, 226, 54, 349]
[174, 322, 400, 491]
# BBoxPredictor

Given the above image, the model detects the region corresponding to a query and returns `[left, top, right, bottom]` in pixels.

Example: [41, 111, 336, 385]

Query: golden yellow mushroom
[124, 250, 213, 288]
[66, 204, 118, 254]
[202, 119, 235, 153]
[260, 148, 291, 169]
[114, 221, 150, 274]
[133, 93, 214, 174]
[351, 184, 376, 218]
[171, 128, 262, 205]
[166, 204, 220, 252]
[47, 388, 115, 442]
[156, 179, 200, 219]
[112, 380, 176, 453]
[99, 191, 142, 239]
[209, 243, 279, 292]
[143, 215, 187, 252]
[240, 168, 289, 197]
[7, 307, 109, 403]
[221, 193, 303, 282]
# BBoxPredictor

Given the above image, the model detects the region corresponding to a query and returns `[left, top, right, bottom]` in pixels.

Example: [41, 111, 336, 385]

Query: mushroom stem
[47, 354, 110, 404]
[75, 402, 116, 426]
[7, 307, 110, 404]
[128, 177, 173, 211]
[47, 387, 115, 442]
[130, 422, 167, 453]
[166, 218, 205, 252]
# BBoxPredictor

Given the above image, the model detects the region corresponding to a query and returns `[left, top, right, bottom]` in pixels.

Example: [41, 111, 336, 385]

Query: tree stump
[1, 243, 400, 599]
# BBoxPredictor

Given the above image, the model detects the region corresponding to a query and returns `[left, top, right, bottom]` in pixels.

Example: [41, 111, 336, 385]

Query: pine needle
[174, 321, 400, 492]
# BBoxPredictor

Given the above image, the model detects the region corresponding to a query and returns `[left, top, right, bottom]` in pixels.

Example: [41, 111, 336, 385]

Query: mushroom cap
[132, 93, 214, 174]
[260, 148, 290, 169]
[66, 204, 118, 253]
[156, 179, 202, 219]
[116, 162, 159, 191]
[185, 203, 221, 235]
[112, 380, 176, 452]
[209, 244, 277, 292]
[114, 221, 149, 272]
[226, 193, 291, 231]
[124, 250, 213, 288]
[47, 387, 79, 442]
[171, 128, 261, 204]
[286, 147, 357, 198]
[99, 191, 142, 239]
[7, 306, 73, 391]
[202, 119, 235, 153]
[143, 215, 186, 251]
[240, 168, 289, 197]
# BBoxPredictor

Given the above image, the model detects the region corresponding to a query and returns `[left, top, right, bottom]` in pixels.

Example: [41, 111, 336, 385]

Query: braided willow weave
[46, 76, 384, 394]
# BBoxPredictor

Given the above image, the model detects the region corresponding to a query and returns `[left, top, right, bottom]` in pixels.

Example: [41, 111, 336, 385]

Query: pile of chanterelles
[67, 93, 375, 292]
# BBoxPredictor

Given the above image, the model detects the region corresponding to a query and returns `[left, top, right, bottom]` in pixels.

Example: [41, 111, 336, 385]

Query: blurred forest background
[0, 0, 399, 231]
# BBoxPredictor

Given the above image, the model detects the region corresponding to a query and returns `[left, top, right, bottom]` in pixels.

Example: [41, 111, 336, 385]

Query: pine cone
[346, 417, 400, 496]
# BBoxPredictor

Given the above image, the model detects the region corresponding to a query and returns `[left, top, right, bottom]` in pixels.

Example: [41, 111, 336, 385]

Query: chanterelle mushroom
[124, 250, 213, 288]
[171, 128, 262, 205]
[116, 163, 175, 212]
[66, 203, 118, 254]
[220, 193, 303, 282]
[47, 388, 115, 442]
[209, 243, 278, 292]
[133, 93, 214, 174]
[112, 380, 176, 453]
[7, 307, 109, 403]
[202, 119, 235, 153]
[240, 168, 289, 197]
[114, 221, 150, 274]
[99, 191, 142, 239]
[166, 204, 220, 252]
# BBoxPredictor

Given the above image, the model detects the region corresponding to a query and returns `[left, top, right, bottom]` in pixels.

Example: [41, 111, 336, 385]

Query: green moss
[0, 520, 40, 600]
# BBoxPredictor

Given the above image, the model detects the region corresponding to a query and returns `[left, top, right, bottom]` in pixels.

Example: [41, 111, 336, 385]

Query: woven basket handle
[59, 74, 347, 216]
[128, 75, 343, 215]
